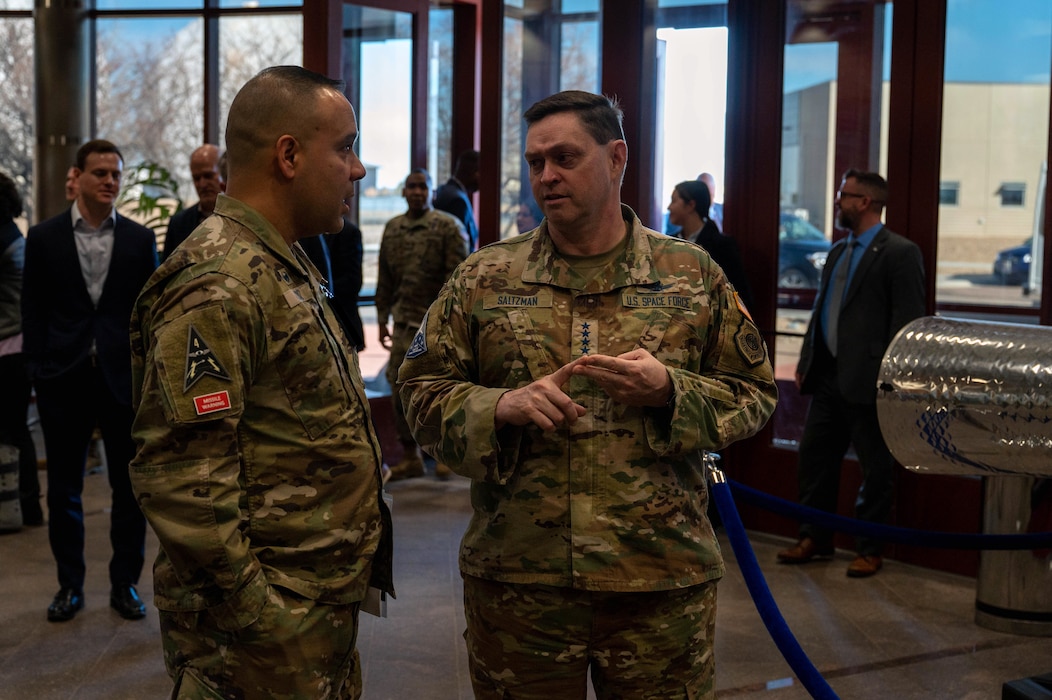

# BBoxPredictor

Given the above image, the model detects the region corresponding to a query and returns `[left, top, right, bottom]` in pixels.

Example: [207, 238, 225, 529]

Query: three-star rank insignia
[184, 324, 231, 392]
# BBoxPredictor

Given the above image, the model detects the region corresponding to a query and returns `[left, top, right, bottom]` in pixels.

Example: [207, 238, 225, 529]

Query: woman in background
[667, 179, 755, 311]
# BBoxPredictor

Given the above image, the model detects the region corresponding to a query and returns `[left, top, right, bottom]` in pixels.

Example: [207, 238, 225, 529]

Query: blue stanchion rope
[728, 479, 1052, 550]
[709, 472, 839, 699]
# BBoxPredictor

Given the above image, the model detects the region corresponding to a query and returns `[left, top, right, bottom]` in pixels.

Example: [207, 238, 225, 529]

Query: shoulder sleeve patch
[185, 324, 232, 391]
[734, 317, 767, 368]
[405, 310, 429, 359]
[157, 305, 244, 424]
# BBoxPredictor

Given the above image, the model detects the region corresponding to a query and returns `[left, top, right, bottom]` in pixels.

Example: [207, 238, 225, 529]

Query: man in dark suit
[300, 217, 367, 351]
[777, 169, 925, 578]
[433, 148, 479, 251]
[161, 144, 225, 260]
[22, 139, 158, 621]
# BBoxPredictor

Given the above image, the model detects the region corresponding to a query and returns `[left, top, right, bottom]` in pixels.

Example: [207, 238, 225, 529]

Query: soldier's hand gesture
[494, 361, 586, 432]
[572, 348, 673, 408]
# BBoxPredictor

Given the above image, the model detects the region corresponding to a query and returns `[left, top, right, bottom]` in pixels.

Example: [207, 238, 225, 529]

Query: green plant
[116, 161, 183, 235]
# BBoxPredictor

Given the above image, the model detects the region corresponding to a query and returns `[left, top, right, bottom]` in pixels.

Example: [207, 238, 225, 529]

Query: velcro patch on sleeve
[734, 317, 767, 368]
[157, 305, 244, 424]
[405, 310, 429, 359]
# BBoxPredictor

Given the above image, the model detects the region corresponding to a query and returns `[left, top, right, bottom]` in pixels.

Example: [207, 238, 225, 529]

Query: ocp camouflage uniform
[398, 205, 777, 698]
[376, 208, 467, 445]
[130, 195, 393, 700]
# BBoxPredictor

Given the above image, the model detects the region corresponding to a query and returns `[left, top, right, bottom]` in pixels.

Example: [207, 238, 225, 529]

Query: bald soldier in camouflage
[376, 167, 467, 480]
[398, 90, 777, 700]
[129, 66, 393, 700]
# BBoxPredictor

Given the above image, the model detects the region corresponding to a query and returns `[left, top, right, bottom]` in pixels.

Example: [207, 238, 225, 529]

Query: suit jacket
[434, 179, 478, 251]
[22, 209, 158, 404]
[797, 225, 925, 404]
[299, 221, 366, 350]
[162, 202, 203, 260]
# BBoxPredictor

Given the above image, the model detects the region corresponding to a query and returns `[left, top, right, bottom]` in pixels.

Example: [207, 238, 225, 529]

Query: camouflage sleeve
[651, 272, 778, 455]
[375, 223, 395, 324]
[130, 273, 269, 630]
[398, 263, 511, 482]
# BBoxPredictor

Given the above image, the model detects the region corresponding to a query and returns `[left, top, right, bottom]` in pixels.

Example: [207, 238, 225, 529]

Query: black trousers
[796, 364, 894, 557]
[34, 360, 145, 592]
[0, 352, 40, 519]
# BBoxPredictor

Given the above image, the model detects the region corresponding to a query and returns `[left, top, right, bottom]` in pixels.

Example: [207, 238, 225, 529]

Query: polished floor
[3, 456, 1052, 700]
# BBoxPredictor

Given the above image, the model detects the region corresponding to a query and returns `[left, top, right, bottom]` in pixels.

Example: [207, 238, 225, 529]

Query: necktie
[824, 239, 856, 356]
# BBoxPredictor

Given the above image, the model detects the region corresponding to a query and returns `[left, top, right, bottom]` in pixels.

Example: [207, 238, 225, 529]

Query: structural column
[34, 0, 92, 223]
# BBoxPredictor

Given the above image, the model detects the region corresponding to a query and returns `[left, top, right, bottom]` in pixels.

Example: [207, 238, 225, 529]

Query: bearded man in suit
[777, 169, 925, 578]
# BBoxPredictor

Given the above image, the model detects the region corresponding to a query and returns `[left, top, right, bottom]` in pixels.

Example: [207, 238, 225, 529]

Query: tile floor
[2, 462, 1052, 699]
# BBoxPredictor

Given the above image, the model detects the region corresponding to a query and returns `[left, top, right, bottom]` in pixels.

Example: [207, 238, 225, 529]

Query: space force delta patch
[184, 324, 231, 391]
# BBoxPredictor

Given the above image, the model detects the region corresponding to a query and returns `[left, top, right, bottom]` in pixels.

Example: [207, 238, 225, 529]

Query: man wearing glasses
[778, 169, 926, 578]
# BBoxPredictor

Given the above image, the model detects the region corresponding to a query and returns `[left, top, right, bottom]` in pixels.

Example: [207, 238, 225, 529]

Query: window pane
[999, 183, 1026, 207]
[428, 7, 453, 184]
[96, 17, 204, 208]
[940, 182, 960, 206]
[502, 1, 602, 239]
[343, 7, 413, 383]
[773, 39, 837, 450]
[658, 0, 723, 6]
[936, 0, 1050, 308]
[655, 25, 727, 236]
[559, 20, 599, 93]
[0, 16, 34, 224]
[220, 0, 302, 7]
[218, 13, 302, 153]
[502, 14, 528, 240]
[96, 0, 203, 8]
[561, 0, 598, 12]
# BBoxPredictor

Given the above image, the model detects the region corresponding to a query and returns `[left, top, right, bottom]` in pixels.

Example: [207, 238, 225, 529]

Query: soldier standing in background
[129, 66, 393, 699]
[376, 168, 467, 480]
[398, 90, 777, 700]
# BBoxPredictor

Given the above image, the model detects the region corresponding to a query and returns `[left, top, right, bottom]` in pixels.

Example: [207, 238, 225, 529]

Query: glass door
[342, 2, 418, 383]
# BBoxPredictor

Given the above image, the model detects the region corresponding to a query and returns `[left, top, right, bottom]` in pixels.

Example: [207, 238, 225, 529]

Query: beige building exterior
[784, 81, 1049, 274]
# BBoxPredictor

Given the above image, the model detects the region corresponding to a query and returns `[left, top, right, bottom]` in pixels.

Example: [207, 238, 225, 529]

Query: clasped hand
[494, 348, 673, 431]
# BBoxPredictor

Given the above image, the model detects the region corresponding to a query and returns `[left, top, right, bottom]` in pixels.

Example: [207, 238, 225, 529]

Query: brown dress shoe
[776, 537, 834, 564]
[846, 555, 883, 578]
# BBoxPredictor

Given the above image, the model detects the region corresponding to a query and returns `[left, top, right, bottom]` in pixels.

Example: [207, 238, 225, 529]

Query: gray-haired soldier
[130, 66, 393, 699]
[398, 90, 777, 700]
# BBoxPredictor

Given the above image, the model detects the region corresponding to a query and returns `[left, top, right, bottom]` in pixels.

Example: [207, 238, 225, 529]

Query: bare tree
[0, 16, 36, 220]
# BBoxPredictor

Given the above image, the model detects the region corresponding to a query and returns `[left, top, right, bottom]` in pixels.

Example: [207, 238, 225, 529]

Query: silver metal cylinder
[876, 315, 1052, 478]
[877, 315, 1052, 636]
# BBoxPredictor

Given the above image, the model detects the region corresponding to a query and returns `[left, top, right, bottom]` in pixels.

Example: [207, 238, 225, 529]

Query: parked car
[992, 237, 1032, 285]
[662, 210, 830, 290]
[779, 213, 830, 289]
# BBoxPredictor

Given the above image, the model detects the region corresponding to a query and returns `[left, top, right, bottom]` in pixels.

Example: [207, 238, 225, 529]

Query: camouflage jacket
[375, 209, 467, 329]
[398, 205, 777, 592]
[130, 195, 393, 630]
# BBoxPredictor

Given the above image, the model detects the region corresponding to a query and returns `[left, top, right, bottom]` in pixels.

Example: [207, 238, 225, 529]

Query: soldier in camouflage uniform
[376, 168, 467, 480]
[398, 90, 777, 700]
[129, 66, 393, 700]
